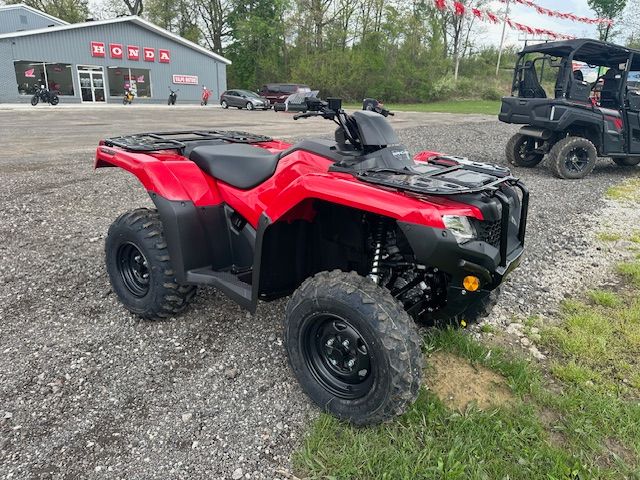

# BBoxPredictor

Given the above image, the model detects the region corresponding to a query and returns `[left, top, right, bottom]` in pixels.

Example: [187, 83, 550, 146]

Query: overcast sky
[479, 0, 600, 47]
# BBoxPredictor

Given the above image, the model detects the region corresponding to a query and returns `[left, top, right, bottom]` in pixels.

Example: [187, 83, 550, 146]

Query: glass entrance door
[78, 66, 106, 102]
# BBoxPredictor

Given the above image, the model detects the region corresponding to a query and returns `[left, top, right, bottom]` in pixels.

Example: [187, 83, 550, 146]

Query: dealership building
[0, 4, 230, 104]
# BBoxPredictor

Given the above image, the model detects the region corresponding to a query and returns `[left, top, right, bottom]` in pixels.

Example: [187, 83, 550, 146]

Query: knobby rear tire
[105, 208, 197, 320]
[548, 136, 597, 179]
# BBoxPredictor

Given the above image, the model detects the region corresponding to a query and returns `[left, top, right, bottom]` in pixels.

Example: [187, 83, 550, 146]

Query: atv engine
[368, 219, 448, 321]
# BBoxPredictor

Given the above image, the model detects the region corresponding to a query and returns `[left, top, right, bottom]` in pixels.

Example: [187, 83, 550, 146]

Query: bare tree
[122, 0, 143, 15]
[196, 0, 231, 54]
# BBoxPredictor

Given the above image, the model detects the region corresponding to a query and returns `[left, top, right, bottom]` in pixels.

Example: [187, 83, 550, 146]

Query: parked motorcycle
[123, 89, 135, 105]
[363, 98, 393, 117]
[31, 85, 59, 106]
[168, 87, 179, 106]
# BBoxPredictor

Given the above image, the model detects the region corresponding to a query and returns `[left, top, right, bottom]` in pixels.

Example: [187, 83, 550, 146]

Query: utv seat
[600, 69, 621, 109]
[520, 61, 547, 99]
[189, 143, 280, 189]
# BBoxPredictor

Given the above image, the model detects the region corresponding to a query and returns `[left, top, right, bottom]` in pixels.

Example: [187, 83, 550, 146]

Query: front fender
[263, 173, 483, 229]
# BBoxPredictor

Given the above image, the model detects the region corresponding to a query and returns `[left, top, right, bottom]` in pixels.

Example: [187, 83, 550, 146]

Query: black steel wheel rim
[301, 313, 374, 399]
[117, 242, 150, 297]
[565, 147, 589, 172]
[518, 138, 539, 162]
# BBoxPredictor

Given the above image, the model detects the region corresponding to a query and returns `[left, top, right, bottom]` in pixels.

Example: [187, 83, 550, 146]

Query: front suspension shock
[368, 219, 386, 284]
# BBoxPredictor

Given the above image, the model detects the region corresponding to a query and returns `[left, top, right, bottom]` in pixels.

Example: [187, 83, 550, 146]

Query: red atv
[95, 97, 528, 424]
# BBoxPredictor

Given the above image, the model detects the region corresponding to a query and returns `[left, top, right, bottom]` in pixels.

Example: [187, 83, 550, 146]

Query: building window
[14, 61, 75, 96]
[107, 67, 152, 98]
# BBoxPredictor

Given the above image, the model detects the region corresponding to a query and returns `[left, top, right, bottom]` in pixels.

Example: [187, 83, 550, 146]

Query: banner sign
[88, 42, 170, 62]
[172, 74, 199, 85]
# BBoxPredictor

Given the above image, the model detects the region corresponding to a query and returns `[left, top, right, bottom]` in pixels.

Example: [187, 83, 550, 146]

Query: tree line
[4, 0, 636, 102]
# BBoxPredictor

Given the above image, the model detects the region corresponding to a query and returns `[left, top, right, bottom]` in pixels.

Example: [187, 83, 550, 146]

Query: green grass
[542, 287, 640, 394]
[605, 179, 640, 202]
[345, 100, 501, 115]
[597, 231, 622, 242]
[588, 290, 622, 308]
[617, 262, 640, 287]
[294, 328, 640, 479]
[294, 259, 640, 479]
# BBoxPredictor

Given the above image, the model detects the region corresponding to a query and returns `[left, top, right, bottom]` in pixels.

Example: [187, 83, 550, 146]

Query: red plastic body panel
[95, 141, 484, 230]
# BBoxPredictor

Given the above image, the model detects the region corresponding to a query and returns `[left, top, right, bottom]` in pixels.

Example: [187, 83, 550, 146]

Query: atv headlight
[442, 215, 476, 243]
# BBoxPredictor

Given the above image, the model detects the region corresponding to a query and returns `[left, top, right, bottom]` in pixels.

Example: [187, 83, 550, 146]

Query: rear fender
[95, 146, 222, 206]
[95, 146, 225, 283]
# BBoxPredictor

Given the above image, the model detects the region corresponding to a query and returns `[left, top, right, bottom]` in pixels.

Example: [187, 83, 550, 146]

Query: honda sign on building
[0, 5, 230, 104]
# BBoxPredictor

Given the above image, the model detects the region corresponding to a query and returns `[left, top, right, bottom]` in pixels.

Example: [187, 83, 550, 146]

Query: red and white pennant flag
[504, 0, 614, 27]
[434, 0, 576, 40]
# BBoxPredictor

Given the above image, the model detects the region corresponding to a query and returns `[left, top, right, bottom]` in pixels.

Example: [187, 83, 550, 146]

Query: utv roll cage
[501, 38, 640, 179]
[512, 39, 640, 104]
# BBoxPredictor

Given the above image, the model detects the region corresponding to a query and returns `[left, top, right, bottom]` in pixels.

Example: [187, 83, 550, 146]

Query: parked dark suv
[259, 83, 311, 104]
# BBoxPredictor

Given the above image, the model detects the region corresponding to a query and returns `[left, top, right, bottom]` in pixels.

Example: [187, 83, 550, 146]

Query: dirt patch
[538, 407, 567, 448]
[600, 437, 637, 468]
[425, 351, 514, 411]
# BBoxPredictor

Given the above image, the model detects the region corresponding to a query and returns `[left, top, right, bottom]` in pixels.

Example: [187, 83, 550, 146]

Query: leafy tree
[5, 0, 89, 23]
[587, 0, 627, 40]
[225, 0, 288, 88]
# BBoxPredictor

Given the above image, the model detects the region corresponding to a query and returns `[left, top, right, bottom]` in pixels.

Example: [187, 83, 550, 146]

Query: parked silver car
[220, 89, 270, 110]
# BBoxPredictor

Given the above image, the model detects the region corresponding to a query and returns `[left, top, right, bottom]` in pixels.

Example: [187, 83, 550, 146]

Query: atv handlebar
[293, 111, 323, 120]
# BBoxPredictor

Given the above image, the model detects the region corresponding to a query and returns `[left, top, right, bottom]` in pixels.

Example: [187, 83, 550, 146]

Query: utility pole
[495, 0, 511, 76]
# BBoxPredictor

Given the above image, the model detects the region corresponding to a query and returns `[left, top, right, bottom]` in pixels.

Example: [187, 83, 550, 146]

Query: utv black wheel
[549, 136, 597, 179]
[105, 208, 196, 320]
[31, 95, 39, 106]
[284, 270, 422, 425]
[612, 157, 640, 167]
[505, 133, 544, 167]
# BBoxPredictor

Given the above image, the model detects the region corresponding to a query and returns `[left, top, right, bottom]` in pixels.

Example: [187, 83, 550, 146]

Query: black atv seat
[189, 143, 281, 189]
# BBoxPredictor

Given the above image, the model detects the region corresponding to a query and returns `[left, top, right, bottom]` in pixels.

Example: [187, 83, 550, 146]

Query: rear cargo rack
[103, 130, 273, 153]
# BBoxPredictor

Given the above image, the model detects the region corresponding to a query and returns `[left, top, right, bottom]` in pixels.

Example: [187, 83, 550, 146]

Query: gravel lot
[1, 107, 639, 479]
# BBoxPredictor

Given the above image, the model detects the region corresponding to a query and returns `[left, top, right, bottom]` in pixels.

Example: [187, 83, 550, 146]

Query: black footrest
[186, 268, 252, 310]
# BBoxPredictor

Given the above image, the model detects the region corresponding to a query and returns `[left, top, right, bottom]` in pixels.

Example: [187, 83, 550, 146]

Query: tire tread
[106, 208, 196, 320]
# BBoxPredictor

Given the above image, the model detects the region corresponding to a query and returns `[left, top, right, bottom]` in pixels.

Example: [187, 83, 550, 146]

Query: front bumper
[398, 182, 529, 319]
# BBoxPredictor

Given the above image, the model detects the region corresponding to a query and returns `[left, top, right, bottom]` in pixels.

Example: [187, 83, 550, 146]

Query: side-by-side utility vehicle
[500, 39, 640, 179]
[95, 97, 529, 424]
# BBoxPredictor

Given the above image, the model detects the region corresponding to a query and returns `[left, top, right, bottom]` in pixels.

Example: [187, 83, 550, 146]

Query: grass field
[345, 100, 502, 115]
[293, 179, 640, 479]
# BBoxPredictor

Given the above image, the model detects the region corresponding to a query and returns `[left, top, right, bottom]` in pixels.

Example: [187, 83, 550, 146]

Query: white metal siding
[0, 7, 64, 35]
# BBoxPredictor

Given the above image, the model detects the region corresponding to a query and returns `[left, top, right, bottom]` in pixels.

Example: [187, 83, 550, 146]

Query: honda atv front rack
[102, 130, 273, 153]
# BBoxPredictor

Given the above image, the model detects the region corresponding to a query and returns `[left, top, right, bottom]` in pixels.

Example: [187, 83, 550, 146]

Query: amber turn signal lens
[463, 276, 480, 292]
